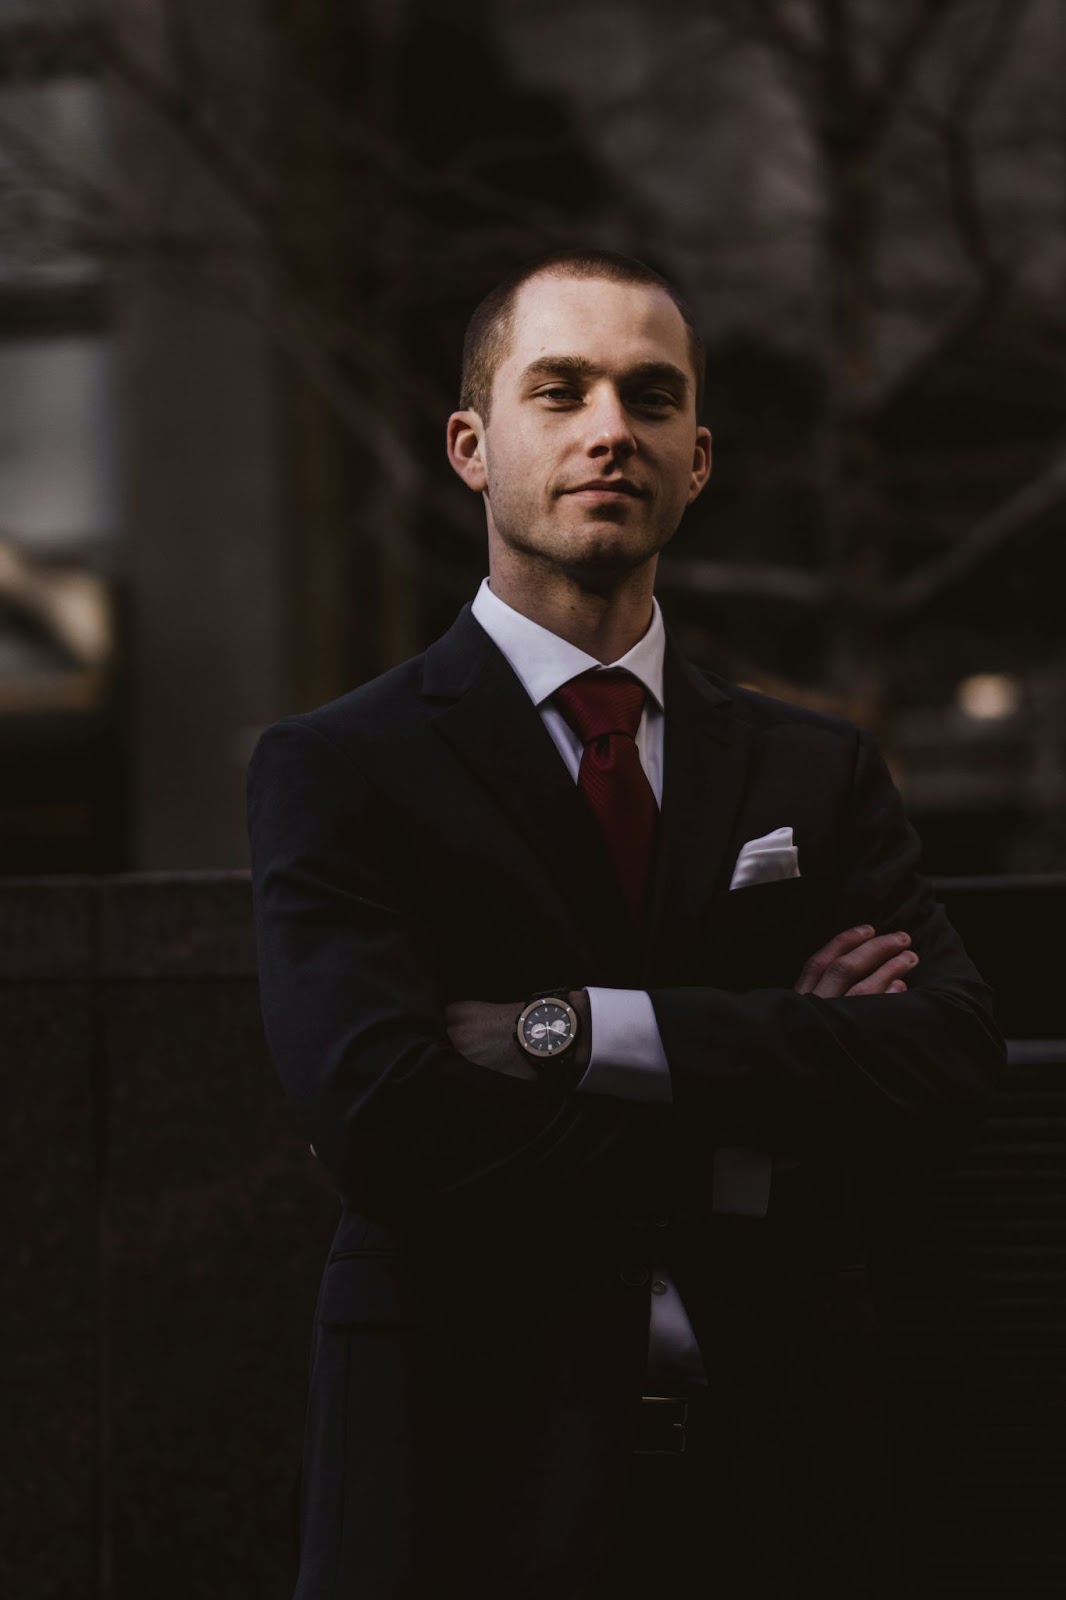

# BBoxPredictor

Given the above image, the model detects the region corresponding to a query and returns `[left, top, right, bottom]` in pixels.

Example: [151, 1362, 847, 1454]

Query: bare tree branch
[286, 77, 610, 246]
[738, 0, 818, 67]
[857, 277, 1006, 417]
[889, 445, 1066, 613]
[928, 0, 1029, 290]
[103, 33, 280, 233]
[122, 248, 479, 570]
[200, 275, 484, 595]
[940, 117, 1002, 292]
[656, 559, 830, 606]
[864, 0, 965, 148]
[44, 1, 285, 245]
[664, 613, 858, 718]
[159, 0, 207, 106]
[812, 0, 858, 95]
[14, 0, 1060, 661]
[856, 0, 1031, 417]
[709, 0, 814, 64]
[946, 0, 1029, 122]
[0, 9, 99, 82]
[660, 435, 1066, 622]
[708, 0, 820, 106]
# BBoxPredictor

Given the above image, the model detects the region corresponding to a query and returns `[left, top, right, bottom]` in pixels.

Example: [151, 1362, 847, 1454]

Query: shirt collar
[470, 574, 665, 711]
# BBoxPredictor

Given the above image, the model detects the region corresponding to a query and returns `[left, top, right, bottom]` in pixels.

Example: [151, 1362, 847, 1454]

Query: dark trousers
[587, 1386, 778, 1599]
[587, 1383, 902, 1600]
[293, 1314, 901, 1598]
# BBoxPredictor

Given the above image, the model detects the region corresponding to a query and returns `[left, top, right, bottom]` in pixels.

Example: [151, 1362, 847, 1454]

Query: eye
[635, 390, 676, 410]
[537, 385, 579, 403]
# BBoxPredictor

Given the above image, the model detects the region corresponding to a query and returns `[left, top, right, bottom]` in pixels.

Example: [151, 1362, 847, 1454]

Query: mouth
[563, 480, 646, 499]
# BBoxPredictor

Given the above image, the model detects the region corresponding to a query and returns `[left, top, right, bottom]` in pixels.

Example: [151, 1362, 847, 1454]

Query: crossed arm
[248, 719, 1004, 1223]
[442, 925, 923, 1082]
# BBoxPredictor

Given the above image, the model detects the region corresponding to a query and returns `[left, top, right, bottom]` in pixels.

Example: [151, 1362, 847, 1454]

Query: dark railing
[875, 877, 1066, 1595]
[2, 873, 1064, 1599]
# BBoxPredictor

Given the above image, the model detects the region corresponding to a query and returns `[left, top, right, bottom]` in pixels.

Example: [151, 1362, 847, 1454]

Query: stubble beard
[486, 478, 673, 597]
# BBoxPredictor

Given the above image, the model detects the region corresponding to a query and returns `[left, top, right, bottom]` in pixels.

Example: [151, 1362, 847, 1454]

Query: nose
[583, 383, 636, 461]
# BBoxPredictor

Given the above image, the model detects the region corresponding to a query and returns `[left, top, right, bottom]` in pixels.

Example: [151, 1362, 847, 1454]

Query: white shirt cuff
[576, 987, 672, 1104]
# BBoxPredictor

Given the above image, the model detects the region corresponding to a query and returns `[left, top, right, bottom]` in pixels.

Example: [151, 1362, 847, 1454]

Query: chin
[560, 541, 654, 588]
[576, 520, 658, 559]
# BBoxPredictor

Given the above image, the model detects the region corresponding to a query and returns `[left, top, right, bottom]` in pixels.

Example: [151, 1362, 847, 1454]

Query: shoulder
[304, 653, 430, 744]
[250, 650, 431, 777]
[264, 652, 428, 745]
[695, 665, 867, 749]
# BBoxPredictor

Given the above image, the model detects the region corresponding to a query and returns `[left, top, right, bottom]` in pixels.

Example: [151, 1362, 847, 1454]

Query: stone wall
[2, 873, 337, 1600]
[1, 873, 1063, 1597]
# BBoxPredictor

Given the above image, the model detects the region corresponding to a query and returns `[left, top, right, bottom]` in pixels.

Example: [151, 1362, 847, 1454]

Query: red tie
[553, 668, 659, 930]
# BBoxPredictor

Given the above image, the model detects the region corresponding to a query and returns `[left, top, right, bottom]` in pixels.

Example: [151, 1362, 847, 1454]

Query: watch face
[521, 1001, 574, 1056]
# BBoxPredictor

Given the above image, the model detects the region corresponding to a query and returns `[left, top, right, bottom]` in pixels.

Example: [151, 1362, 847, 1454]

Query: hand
[443, 998, 540, 1080]
[794, 924, 918, 997]
[443, 990, 592, 1081]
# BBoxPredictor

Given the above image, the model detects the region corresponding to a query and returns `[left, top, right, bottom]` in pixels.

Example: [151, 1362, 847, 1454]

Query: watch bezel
[515, 994, 579, 1061]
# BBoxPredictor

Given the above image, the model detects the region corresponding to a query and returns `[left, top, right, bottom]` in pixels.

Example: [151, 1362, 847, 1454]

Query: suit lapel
[638, 623, 755, 984]
[422, 604, 636, 974]
[421, 601, 757, 984]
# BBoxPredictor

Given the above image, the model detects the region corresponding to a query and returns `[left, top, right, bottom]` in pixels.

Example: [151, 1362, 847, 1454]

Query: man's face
[450, 272, 712, 589]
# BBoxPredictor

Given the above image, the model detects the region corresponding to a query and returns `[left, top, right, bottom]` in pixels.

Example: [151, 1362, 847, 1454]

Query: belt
[634, 1389, 709, 1456]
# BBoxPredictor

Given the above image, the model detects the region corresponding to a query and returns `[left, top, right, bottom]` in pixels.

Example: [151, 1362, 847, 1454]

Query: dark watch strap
[515, 989, 584, 1089]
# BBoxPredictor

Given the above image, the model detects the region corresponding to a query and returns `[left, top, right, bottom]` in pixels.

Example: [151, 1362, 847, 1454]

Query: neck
[486, 553, 657, 664]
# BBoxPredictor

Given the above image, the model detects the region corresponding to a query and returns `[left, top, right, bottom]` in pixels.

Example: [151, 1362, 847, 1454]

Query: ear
[447, 410, 487, 493]
[687, 425, 712, 504]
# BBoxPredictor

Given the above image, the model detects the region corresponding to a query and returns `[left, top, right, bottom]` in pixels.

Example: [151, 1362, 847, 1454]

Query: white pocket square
[729, 825, 800, 891]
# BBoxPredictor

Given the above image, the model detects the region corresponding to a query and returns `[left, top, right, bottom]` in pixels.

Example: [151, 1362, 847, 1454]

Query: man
[247, 249, 1004, 1599]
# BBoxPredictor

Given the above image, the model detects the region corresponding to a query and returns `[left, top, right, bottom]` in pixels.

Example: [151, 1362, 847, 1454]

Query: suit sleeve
[580, 988, 773, 1214]
[646, 728, 1006, 1166]
[247, 718, 666, 1225]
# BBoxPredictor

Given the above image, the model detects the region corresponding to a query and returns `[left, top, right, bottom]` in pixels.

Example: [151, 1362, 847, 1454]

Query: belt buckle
[635, 1394, 689, 1455]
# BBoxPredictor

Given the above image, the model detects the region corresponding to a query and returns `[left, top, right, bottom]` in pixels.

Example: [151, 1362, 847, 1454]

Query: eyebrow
[520, 355, 689, 395]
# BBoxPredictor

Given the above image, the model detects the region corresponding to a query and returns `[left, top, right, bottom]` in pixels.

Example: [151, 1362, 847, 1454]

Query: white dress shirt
[470, 575, 707, 1389]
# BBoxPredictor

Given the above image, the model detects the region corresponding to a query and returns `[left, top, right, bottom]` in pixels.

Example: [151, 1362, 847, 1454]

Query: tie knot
[553, 668, 647, 745]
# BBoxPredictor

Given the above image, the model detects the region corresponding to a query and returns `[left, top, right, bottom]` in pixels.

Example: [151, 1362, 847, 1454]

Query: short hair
[459, 248, 706, 423]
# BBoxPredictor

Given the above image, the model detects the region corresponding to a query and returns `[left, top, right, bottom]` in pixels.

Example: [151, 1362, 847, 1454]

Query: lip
[565, 481, 645, 498]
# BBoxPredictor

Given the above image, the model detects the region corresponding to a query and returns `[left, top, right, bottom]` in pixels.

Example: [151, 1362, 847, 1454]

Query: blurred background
[1, 0, 1063, 879]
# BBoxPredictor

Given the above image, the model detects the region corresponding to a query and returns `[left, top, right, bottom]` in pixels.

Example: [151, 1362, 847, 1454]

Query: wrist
[567, 988, 592, 1073]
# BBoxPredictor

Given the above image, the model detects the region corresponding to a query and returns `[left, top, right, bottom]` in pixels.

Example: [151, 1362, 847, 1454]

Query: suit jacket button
[619, 1263, 650, 1286]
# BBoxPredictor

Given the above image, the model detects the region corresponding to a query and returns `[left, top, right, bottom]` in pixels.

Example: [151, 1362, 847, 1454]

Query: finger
[844, 951, 919, 996]
[793, 925, 877, 993]
[797, 930, 910, 996]
[807, 932, 913, 998]
[887, 981, 907, 994]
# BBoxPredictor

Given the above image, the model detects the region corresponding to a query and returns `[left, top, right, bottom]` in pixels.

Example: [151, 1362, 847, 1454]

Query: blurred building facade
[0, 0, 1063, 875]
[0, 11, 122, 870]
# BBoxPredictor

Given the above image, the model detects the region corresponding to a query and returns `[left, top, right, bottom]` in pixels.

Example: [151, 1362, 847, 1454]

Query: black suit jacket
[247, 600, 1004, 1599]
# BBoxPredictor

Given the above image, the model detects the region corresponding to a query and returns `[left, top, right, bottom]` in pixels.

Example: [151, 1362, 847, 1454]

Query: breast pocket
[707, 876, 816, 989]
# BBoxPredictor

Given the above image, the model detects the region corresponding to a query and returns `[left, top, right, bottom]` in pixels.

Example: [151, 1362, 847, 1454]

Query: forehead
[504, 272, 692, 382]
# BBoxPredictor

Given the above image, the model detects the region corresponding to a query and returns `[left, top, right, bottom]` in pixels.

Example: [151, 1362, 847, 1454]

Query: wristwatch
[513, 987, 584, 1087]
